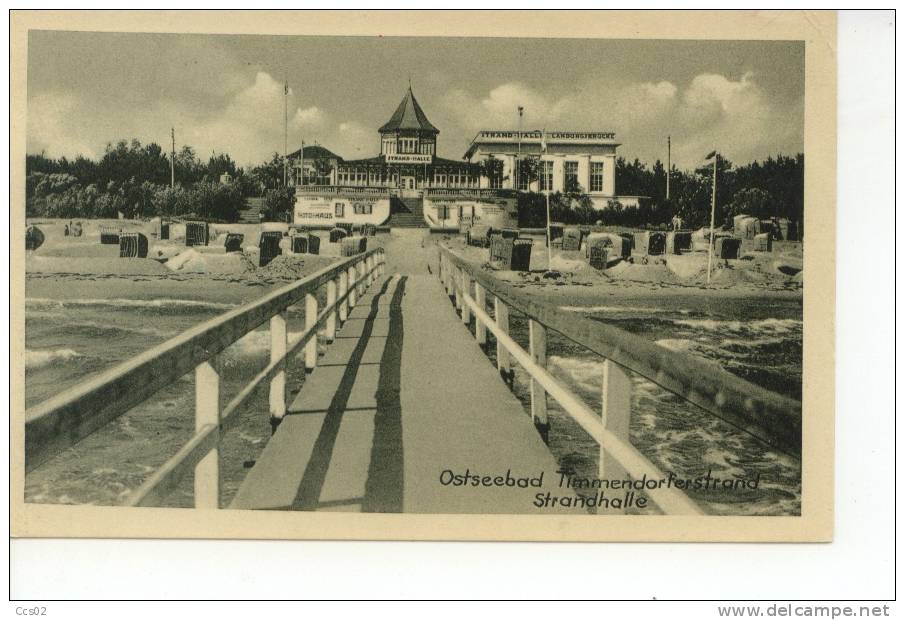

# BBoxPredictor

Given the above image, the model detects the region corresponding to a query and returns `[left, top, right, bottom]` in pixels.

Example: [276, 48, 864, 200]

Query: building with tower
[290, 87, 641, 230]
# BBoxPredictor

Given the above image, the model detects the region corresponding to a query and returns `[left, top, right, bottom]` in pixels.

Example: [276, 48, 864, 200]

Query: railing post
[460, 272, 471, 325]
[600, 359, 632, 513]
[475, 282, 487, 346]
[348, 265, 357, 307]
[305, 292, 318, 372]
[194, 357, 220, 508]
[269, 311, 288, 433]
[326, 278, 337, 343]
[454, 267, 462, 312]
[494, 296, 512, 384]
[339, 270, 349, 322]
[357, 260, 366, 296]
[444, 257, 452, 295]
[529, 319, 549, 441]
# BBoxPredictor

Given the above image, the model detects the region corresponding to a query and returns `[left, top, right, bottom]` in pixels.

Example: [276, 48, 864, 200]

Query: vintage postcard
[10, 10, 836, 542]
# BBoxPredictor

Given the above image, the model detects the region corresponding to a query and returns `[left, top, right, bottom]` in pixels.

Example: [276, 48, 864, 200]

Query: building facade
[289, 88, 642, 229]
[464, 130, 643, 209]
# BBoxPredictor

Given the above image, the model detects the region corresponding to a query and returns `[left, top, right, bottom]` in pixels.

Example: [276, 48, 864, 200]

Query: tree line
[516, 153, 803, 231]
[26, 137, 803, 231]
[25, 139, 294, 222]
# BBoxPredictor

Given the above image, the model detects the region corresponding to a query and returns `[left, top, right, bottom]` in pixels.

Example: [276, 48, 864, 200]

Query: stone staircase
[386, 196, 427, 228]
[239, 197, 265, 223]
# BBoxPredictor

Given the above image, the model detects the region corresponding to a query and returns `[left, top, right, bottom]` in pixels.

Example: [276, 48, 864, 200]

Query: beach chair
[119, 233, 149, 258]
[185, 221, 209, 247]
[258, 231, 283, 267]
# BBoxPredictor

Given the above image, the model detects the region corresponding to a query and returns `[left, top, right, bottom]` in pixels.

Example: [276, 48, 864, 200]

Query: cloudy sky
[27, 32, 804, 170]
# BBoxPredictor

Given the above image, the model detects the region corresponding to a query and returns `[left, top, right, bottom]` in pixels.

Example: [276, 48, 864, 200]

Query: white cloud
[27, 69, 800, 171]
[440, 73, 800, 169]
[27, 92, 99, 159]
[293, 106, 327, 130]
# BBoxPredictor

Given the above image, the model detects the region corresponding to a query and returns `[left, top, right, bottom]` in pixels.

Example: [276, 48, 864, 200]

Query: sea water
[24, 294, 802, 515]
[502, 297, 802, 516]
[24, 296, 313, 507]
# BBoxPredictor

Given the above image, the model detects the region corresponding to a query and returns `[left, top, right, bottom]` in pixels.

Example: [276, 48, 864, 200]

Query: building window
[399, 138, 418, 154]
[564, 161, 579, 189]
[539, 160, 554, 191]
[353, 202, 373, 215]
[437, 205, 449, 220]
[590, 162, 604, 193]
[335, 202, 345, 217]
[517, 159, 529, 191]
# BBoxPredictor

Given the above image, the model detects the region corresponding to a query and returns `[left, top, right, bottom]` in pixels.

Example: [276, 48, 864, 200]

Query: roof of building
[379, 87, 440, 135]
[463, 130, 620, 159]
[287, 145, 343, 161]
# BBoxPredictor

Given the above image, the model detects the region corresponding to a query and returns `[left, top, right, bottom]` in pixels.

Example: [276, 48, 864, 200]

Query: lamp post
[516, 106, 523, 191]
[704, 150, 718, 283]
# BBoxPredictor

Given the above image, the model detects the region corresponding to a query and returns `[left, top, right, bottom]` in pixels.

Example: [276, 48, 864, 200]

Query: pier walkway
[232, 231, 565, 513]
[26, 229, 800, 516]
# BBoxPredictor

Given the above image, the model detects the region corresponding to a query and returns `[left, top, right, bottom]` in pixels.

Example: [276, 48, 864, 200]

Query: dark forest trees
[613, 153, 803, 229]
[25, 139, 263, 222]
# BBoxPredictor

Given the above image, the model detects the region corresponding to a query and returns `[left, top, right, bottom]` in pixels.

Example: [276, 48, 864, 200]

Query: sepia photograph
[10, 10, 837, 543]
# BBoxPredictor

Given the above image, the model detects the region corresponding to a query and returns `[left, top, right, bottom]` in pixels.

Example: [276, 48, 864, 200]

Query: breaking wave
[25, 297, 237, 312]
[671, 317, 801, 335]
[26, 348, 81, 370]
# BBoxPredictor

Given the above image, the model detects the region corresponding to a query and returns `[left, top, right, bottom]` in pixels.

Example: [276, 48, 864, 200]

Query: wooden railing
[24, 248, 386, 508]
[296, 186, 391, 197]
[437, 246, 802, 516]
[424, 188, 516, 200]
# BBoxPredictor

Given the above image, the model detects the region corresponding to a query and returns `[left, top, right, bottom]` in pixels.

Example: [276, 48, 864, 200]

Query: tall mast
[283, 79, 289, 187]
[516, 106, 523, 190]
[170, 127, 175, 189]
[666, 135, 671, 200]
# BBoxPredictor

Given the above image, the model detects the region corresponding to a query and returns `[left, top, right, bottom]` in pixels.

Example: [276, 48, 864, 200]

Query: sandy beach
[437, 232, 803, 310]
[25, 218, 385, 306]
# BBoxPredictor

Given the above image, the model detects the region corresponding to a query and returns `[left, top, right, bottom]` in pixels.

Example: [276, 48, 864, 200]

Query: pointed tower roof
[379, 87, 439, 134]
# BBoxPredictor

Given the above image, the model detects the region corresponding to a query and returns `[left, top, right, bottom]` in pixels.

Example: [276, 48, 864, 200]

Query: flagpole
[706, 154, 717, 284]
[517, 106, 523, 191]
[542, 128, 552, 269]
[666, 135, 671, 200]
[283, 79, 288, 187]
[170, 127, 175, 189]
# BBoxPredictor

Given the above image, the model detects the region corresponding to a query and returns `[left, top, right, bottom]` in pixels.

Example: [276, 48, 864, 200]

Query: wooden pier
[24, 229, 801, 516]
[232, 269, 568, 513]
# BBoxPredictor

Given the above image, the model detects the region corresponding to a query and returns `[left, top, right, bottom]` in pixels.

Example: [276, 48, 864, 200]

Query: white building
[290, 89, 645, 230]
[464, 131, 644, 209]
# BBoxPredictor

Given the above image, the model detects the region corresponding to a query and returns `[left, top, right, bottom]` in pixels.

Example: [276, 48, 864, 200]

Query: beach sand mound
[548, 253, 590, 274]
[36, 243, 121, 259]
[605, 259, 681, 285]
[26, 255, 171, 275]
[166, 249, 256, 274]
[259, 254, 334, 279]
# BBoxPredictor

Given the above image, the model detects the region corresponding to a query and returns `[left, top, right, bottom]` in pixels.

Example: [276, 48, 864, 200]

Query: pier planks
[231, 270, 572, 514]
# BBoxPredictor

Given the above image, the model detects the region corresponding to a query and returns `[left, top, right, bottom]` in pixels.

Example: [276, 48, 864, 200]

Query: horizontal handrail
[297, 186, 391, 196]
[439, 245, 801, 457]
[455, 282, 702, 515]
[424, 188, 516, 199]
[25, 248, 385, 473]
[125, 257, 383, 507]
